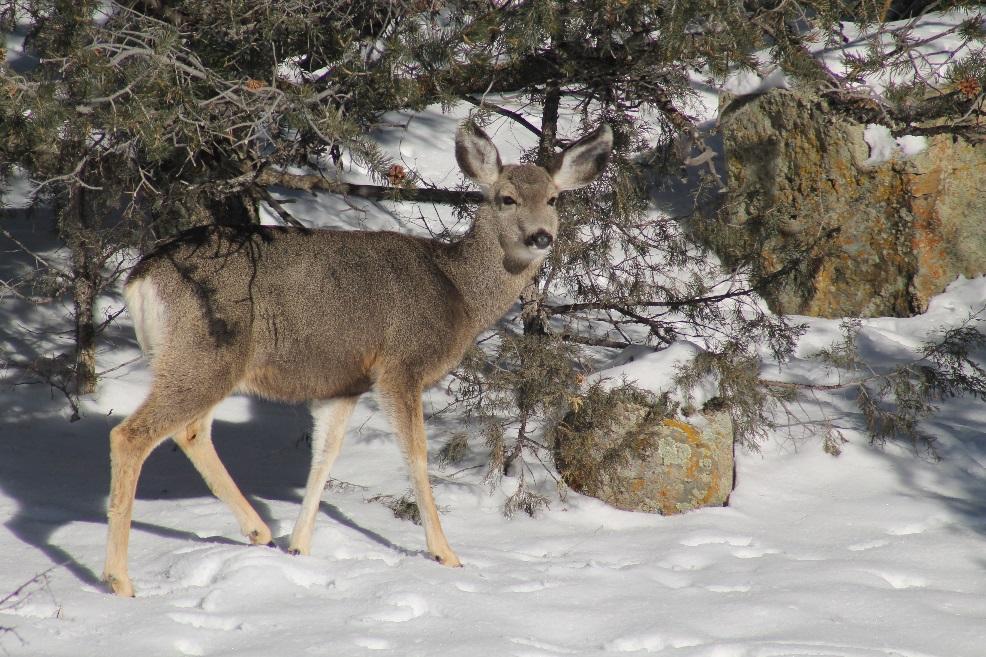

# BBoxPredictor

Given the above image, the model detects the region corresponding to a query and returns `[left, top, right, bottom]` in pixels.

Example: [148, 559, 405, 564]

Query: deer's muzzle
[525, 230, 553, 250]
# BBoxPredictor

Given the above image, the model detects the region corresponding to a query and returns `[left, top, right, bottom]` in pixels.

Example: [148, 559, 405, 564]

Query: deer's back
[128, 225, 471, 401]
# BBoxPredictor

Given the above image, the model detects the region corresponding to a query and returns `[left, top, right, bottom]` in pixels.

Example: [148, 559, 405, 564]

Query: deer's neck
[440, 209, 541, 332]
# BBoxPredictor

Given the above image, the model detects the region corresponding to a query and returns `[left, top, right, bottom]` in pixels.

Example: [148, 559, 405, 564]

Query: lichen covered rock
[709, 88, 986, 317]
[553, 386, 734, 514]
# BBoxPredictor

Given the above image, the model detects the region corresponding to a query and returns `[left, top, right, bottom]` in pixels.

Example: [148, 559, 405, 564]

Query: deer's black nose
[525, 230, 553, 250]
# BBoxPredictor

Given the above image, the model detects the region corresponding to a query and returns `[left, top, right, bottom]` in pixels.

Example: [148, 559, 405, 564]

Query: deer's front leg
[378, 378, 461, 567]
[288, 396, 359, 556]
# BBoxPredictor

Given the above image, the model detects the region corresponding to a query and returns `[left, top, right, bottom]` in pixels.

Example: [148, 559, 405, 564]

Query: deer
[102, 121, 613, 596]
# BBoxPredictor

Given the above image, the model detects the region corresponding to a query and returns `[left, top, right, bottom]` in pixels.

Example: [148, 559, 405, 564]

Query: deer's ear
[551, 124, 613, 191]
[455, 122, 502, 189]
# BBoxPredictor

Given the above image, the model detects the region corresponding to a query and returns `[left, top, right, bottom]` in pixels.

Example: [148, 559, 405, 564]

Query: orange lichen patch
[661, 418, 698, 440]
[699, 458, 721, 507]
[806, 265, 837, 316]
[908, 168, 942, 198]
[870, 170, 906, 205]
[661, 417, 717, 504]
[685, 454, 700, 480]
[830, 151, 857, 183]
[907, 167, 949, 310]
[657, 487, 677, 515]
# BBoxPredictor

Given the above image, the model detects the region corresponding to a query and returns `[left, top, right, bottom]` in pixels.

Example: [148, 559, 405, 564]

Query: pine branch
[462, 95, 543, 139]
[762, 379, 855, 391]
[0, 225, 70, 278]
[256, 187, 306, 228]
[559, 333, 631, 349]
[254, 169, 483, 205]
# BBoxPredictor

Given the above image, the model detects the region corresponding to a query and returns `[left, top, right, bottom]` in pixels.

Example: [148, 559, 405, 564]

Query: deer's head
[455, 122, 613, 269]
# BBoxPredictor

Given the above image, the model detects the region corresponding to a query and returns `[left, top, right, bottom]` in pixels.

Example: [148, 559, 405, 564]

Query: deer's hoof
[247, 526, 273, 546]
[103, 572, 135, 597]
[434, 552, 462, 568]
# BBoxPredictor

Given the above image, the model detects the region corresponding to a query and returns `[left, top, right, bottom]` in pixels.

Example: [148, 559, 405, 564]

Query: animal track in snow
[504, 580, 550, 593]
[173, 638, 206, 656]
[606, 639, 925, 657]
[170, 589, 224, 613]
[886, 522, 928, 536]
[360, 593, 429, 623]
[169, 596, 203, 609]
[677, 534, 777, 560]
[604, 633, 700, 652]
[168, 611, 244, 631]
[580, 557, 642, 571]
[163, 547, 333, 594]
[730, 546, 780, 559]
[847, 539, 890, 552]
[453, 579, 489, 593]
[646, 569, 693, 590]
[679, 534, 753, 548]
[705, 584, 752, 593]
[739, 640, 938, 656]
[164, 547, 230, 589]
[353, 636, 393, 650]
[868, 570, 928, 590]
[509, 636, 580, 654]
[885, 514, 950, 537]
[656, 551, 711, 572]
[328, 544, 404, 566]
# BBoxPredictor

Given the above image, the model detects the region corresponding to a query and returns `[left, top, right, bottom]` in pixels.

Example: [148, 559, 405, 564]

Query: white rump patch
[124, 276, 168, 359]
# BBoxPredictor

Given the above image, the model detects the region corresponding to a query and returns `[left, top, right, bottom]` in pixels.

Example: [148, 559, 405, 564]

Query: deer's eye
[501, 195, 516, 206]
[547, 196, 557, 207]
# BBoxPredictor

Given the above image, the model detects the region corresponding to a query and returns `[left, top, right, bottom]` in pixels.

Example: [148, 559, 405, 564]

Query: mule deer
[103, 121, 613, 596]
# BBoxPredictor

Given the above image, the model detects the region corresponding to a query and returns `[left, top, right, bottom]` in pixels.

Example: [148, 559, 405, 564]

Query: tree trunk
[536, 81, 561, 166]
[506, 80, 562, 475]
[63, 183, 101, 395]
[72, 270, 98, 395]
[519, 79, 561, 338]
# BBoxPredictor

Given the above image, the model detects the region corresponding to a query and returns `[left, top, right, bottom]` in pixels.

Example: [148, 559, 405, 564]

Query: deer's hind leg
[103, 363, 240, 597]
[174, 410, 272, 547]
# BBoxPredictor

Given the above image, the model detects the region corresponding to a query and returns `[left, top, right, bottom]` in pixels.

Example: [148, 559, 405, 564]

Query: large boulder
[553, 386, 734, 514]
[708, 88, 986, 317]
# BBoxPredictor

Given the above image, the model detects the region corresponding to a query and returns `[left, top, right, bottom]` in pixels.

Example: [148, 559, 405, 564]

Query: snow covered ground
[3, 9, 986, 657]
[3, 274, 986, 657]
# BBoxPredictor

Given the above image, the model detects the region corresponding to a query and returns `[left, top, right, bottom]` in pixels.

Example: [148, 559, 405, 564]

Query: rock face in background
[554, 391, 734, 514]
[709, 88, 986, 317]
